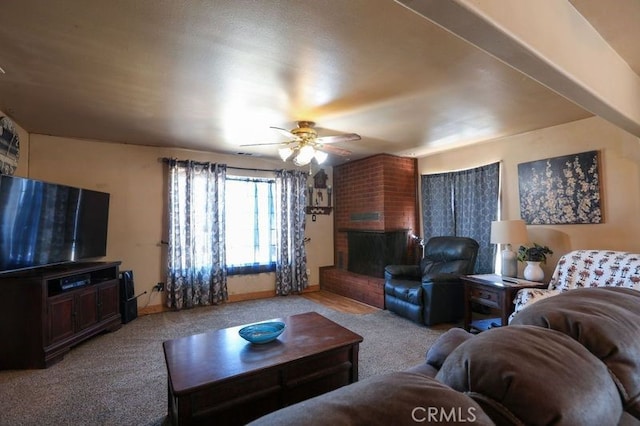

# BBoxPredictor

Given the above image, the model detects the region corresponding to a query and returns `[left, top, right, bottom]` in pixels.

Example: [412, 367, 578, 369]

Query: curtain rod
[421, 160, 502, 175]
[161, 157, 279, 173]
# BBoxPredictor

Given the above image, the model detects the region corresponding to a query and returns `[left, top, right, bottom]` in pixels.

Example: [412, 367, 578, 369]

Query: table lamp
[490, 219, 528, 277]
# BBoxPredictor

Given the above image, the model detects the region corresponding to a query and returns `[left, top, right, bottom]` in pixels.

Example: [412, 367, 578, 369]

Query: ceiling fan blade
[315, 133, 361, 144]
[239, 141, 292, 147]
[320, 145, 352, 156]
[270, 126, 297, 139]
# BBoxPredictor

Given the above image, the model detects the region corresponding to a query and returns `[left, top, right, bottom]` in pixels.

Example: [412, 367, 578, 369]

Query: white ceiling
[0, 0, 638, 165]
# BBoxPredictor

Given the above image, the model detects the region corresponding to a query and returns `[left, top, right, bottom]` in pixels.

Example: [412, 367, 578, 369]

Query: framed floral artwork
[518, 150, 602, 224]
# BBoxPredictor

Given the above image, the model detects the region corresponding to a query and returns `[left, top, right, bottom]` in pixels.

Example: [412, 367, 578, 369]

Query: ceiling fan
[242, 121, 361, 166]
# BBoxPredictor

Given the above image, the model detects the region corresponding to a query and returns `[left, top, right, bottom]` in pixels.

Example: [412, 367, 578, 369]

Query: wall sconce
[307, 185, 314, 207]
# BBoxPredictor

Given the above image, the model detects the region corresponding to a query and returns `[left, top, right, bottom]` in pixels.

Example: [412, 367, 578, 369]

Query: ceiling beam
[398, 0, 640, 138]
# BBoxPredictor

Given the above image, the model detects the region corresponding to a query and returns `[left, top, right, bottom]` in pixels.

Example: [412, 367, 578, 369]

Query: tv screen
[0, 175, 110, 274]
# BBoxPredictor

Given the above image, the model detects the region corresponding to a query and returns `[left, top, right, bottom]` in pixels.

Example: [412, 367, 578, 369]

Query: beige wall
[418, 116, 640, 278]
[12, 114, 640, 299]
[21, 134, 333, 307]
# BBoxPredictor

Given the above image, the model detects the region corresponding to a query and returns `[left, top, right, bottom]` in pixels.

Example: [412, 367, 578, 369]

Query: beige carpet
[0, 295, 451, 425]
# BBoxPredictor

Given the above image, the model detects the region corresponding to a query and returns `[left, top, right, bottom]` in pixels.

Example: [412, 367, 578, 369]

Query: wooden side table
[462, 274, 547, 333]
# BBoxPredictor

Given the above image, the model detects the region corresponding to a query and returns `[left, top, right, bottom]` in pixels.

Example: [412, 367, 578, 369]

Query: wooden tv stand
[0, 261, 122, 369]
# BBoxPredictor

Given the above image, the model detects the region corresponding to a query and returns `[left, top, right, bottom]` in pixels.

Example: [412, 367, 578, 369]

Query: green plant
[517, 243, 553, 264]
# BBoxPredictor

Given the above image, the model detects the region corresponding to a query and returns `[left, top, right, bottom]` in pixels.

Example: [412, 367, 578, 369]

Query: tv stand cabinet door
[47, 293, 75, 345]
[76, 286, 99, 331]
[98, 281, 120, 321]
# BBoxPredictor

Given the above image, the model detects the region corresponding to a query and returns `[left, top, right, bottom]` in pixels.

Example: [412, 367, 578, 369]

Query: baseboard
[138, 304, 169, 316]
[228, 290, 276, 302]
[138, 285, 321, 315]
[302, 284, 320, 293]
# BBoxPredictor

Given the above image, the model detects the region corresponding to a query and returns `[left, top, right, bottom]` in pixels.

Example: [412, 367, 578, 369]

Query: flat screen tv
[0, 175, 110, 274]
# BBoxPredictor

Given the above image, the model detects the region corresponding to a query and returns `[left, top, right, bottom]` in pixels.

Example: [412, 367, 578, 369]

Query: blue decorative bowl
[238, 321, 286, 344]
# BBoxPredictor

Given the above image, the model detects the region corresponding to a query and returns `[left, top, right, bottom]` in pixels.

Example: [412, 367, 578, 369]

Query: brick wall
[319, 267, 385, 309]
[333, 154, 418, 269]
[320, 154, 418, 307]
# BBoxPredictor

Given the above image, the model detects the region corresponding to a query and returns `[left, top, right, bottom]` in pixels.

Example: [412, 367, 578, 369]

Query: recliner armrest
[384, 264, 421, 280]
[421, 272, 463, 285]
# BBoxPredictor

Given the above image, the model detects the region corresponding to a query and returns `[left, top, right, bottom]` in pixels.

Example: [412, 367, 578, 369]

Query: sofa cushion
[425, 327, 474, 370]
[511, 287, 640, 418]
[436, 325, 623, 425]
[249, 371, 495, 426]
[405, 362, 438, 378]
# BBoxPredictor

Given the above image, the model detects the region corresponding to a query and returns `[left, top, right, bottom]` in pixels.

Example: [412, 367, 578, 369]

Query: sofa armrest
[384, 264, 420, 280]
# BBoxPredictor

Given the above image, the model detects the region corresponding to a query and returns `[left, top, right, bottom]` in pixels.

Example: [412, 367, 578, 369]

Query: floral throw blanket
[510, 250, 640, 322]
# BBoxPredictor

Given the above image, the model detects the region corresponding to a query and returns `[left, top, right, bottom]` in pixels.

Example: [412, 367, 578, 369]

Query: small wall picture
[518, 150, 602, 224]
[0, 116, 20, 176]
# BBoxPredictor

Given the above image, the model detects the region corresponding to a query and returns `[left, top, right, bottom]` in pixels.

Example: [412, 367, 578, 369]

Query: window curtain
[166, 160, 228, 309]
[421, 172, 455, 238]
[421, 162, 499, 273]
[274, 170, 308, 295]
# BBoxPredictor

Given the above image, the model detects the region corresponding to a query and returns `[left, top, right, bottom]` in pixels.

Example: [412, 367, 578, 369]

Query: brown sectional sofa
[251, 287, 640, 425]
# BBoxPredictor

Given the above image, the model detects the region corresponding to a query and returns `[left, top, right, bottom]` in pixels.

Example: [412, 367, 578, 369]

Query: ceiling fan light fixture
[314, 150, 328, 164]
[294, 144, 315, 166]
[278, 147, 293, 161]
[246, 121, 358, 165]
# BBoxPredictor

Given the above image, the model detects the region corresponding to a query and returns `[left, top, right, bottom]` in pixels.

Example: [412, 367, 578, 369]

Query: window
[225, 176, 277, 275]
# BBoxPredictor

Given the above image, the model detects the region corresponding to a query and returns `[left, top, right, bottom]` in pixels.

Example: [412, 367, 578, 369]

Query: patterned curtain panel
[421, 172, 455, 240]
[453, 163, 500, 273]
[274, 170, 308, 295]
[166, 160, 228, 309]
[421, 162, 499, 273]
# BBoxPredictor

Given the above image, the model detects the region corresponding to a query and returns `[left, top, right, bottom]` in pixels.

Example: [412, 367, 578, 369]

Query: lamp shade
[491, 219, 528, 277]
[293, 145, 315, 166]
[314, 150, 328, 164]
[278, 147, 293, 161]
[490, 220, 528, 245]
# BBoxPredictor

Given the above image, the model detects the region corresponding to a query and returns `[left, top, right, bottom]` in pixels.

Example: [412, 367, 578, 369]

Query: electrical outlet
[306, 269, 311, 276]
[153, 282, 165, 292]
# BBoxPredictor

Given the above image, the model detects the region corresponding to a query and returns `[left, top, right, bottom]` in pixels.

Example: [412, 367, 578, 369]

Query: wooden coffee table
[163, 311, 363, 425]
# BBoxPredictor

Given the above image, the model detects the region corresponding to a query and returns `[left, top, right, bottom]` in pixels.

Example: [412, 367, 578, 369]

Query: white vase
[523, 261, 544, 282]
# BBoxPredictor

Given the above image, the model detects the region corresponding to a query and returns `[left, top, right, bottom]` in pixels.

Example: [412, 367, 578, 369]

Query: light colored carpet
[0, 295, 451, 425]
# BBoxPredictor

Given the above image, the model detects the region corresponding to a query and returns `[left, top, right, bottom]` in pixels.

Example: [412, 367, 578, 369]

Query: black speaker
[121, 299, 138, 324]
[120, 270, 135, 300]
[119, 270, 138, 324]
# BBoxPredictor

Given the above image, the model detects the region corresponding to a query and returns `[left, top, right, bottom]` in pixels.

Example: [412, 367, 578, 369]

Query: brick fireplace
[320, 154, 418, 308]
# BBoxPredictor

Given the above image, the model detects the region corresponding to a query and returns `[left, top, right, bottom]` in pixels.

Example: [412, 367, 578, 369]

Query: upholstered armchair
[384, 236, 479, 326]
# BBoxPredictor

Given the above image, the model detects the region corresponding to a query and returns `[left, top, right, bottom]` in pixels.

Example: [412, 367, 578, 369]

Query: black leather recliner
[384, 236, 479, 326]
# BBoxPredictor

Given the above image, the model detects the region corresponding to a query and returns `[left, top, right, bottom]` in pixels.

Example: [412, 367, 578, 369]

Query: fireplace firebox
[346, 230, 409, 278]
